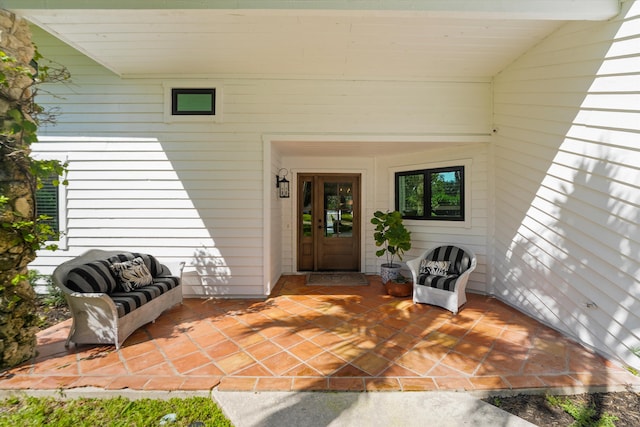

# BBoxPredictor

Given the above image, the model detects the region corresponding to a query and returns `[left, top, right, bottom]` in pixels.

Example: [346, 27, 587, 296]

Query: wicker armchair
[407, 245, 477, 314]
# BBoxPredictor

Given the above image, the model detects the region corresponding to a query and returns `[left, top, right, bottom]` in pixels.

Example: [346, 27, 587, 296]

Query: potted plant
[384, 274, 412, 297]
[371, 210, 411, 284]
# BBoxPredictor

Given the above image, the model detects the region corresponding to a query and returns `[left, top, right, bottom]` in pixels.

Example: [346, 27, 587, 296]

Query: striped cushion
[152, 275, 180, 288]
[110, 276, 180, 317]
[66, 260, 119, 294]
[417, 273, 460, 291]
[416, 246, 471, 292]
[108, 252, 164, 277]
[424, 246, 471, 275]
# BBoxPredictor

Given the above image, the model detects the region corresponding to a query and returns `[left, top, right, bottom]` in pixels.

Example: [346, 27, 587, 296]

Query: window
[395, 166, 464, 221]
[35, 175, 60, 234]
[33, 168, 67, 250]
[171, 88, 216, 115]
[163, 82, 223, 123]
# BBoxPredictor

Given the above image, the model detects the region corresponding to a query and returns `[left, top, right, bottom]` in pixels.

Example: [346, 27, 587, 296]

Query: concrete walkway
[212, 389, 537, 427]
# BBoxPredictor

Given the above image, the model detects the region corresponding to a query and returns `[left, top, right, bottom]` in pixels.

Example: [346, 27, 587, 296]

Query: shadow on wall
[182, 246, 232, 296]
[494, 1, 640, 371]
[504, 150, 640, 370]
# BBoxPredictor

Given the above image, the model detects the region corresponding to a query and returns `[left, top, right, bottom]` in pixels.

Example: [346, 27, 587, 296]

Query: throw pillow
[110, 257, 153, 292]
[420, 259, 451, 276]
[109, 252, 164, 277]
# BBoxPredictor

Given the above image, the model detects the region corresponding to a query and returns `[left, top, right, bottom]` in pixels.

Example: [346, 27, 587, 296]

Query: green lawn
[0, 395, 233, 427]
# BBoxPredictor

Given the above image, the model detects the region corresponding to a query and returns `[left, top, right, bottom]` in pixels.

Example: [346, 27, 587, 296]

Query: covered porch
[3, 275, 638, 394]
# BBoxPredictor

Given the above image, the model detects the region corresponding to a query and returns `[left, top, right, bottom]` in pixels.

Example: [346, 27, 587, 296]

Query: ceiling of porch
[8, 0, 620, 81]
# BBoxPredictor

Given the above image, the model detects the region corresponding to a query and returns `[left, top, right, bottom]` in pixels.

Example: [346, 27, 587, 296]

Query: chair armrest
[406, 250, 430, 285]
[455, 256, 477, 281]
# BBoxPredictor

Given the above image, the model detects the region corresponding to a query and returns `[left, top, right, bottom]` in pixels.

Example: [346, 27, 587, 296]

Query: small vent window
[164, 82, 222, 123]
[171, 88, 216, 115]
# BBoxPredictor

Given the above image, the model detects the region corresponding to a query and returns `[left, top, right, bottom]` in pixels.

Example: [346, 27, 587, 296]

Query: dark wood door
[297, 174, 360, 271]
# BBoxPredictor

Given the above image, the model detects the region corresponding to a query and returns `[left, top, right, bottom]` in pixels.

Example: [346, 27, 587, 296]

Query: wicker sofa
[52, 249, 184, 349]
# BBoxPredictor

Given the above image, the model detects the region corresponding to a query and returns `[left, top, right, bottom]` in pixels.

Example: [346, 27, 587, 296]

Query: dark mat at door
[306, 273, 368, 286]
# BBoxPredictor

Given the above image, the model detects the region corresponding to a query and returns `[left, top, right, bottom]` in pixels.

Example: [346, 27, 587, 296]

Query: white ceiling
[9, 1, 620, 81]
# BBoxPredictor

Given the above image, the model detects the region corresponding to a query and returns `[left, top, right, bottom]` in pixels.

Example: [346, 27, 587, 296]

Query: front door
[298, 174, 361, 271]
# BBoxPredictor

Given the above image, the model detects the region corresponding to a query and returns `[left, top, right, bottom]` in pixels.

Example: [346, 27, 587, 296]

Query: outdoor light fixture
[276, 168, 290, 198]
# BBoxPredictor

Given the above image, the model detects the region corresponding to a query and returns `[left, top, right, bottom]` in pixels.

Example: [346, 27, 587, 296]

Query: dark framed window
[171, 88, 216, 115]
[395, 166, 464, 221]
[35, 175, 60, 234]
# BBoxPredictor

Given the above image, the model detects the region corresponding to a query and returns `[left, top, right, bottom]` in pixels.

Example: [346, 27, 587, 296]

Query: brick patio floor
[2, 275, 638, 393]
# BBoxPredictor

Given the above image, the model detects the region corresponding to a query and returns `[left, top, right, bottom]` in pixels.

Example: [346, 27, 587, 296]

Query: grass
[0, 395, 233, 427]
[546, 394, 618, 427]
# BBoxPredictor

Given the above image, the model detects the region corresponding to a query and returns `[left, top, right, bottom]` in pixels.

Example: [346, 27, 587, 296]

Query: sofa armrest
[160, 261, 185, 279]
[64, 291, 119, 315]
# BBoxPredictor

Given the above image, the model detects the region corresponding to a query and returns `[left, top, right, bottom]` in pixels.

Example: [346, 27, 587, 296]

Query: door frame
[297, 173, 362, 272]
[290, 168, 367, 274]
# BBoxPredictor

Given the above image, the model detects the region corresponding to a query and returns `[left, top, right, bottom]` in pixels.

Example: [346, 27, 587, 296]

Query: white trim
[263, 139, 273, 296]
[162, 80, 223, 123]
[267, 133, 491, 144]
[389, 158, 473, 229]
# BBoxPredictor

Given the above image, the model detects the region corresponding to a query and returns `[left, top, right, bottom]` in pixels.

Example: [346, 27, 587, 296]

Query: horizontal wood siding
[29, 26, 492, 297]
[492, 0, 640, 369]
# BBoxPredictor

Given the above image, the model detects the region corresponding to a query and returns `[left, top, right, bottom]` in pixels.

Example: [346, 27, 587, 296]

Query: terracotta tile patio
[2, 275, 638, 393]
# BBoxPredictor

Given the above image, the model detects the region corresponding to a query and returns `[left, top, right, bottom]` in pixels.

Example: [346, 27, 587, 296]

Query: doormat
[306, 273, 368, 286]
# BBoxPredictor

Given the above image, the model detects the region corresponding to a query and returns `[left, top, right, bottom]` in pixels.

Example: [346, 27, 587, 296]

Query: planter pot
[380, 263, 402, 284]
[385, 280, 413, 297]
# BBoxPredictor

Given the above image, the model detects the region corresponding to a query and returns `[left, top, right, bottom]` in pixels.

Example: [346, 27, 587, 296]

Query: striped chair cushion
[417, 273, 460, 291]
[108, 252, 164, 277]
[66, 260, 119, 294]
[416, 246, 472, 292]
[424, 246, 471, 275]
[110, 276, 180, 317]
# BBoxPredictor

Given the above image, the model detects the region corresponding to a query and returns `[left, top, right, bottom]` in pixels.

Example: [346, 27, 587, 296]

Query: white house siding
[492, 0, 640, 370]
[29, 26, 493, 298]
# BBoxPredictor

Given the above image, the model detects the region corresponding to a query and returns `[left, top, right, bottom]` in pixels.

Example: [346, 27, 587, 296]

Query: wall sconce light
[276, 168, 290, 198]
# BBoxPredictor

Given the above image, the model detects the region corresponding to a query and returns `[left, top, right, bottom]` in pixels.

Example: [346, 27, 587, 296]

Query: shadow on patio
[2, 275, 638, 394]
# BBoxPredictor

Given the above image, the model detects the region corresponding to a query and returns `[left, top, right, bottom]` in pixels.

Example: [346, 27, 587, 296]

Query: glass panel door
[323, 182, 353, 238]
[298, 176, 314, 271]
[297, 174, 360, 271]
